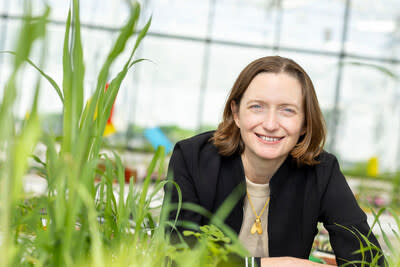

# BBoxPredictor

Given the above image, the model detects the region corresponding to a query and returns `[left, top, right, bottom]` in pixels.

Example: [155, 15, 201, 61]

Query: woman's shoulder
[171, 131, 222, 180]
[311, 150, 342, 183]
[174, 130, 218, 158]
[177, 130, 215, 147]
[314, 150, 339, 167]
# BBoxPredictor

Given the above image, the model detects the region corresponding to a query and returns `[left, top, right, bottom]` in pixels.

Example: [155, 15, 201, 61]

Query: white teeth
[260, 135, 280, 142]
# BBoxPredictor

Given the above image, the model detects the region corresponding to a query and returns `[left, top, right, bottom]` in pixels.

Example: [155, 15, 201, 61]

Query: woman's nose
[262, 111, 279, 131]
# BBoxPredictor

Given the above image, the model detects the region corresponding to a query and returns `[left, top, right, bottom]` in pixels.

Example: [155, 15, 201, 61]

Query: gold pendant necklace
[247, 190, 270, 235]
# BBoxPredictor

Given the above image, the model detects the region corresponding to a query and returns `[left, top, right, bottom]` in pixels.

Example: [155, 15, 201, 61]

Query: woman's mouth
[255, 133, 284, 143]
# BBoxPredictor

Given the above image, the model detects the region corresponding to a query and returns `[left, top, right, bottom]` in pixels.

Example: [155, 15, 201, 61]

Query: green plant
[0, 1, 249, 267]
[181, 225, 246, 267]
[331, 207, 399, 267]
[0, 2, 48, 266]
[0, 0, 153, 265]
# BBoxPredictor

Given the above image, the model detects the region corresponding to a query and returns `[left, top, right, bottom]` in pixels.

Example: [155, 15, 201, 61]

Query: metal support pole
[396, 81, 400, 171]
[328, 0, 351, 152]
[273, 0, 283, 53]
[125, 0, 151, 148]
[196, 0, 216, 132]
[0, 2, 10, 89]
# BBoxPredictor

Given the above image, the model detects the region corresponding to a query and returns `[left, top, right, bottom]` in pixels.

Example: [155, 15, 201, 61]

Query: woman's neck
[241, 151, 286, 184]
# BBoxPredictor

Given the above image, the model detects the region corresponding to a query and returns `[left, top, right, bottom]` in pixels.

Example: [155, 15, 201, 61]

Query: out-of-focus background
[1, 0, 400, 173]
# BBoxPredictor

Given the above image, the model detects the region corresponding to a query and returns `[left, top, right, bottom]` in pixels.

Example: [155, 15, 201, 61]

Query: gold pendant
[250, 218, 263, 235]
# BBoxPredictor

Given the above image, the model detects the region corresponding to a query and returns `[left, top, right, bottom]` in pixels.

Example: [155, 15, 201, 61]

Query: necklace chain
[246, 190, 270, 235]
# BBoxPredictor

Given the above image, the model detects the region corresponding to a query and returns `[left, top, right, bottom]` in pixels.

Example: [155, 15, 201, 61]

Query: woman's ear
[300, 114, 307, 135]
[301, 125, 306, 135]
[231, 101, 240, 128]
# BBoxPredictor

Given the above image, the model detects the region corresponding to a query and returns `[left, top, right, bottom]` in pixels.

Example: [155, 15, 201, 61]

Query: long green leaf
[100, 18, 152, 127]
[77, 186, 104, 267]
[71, 0, 85, 152]
[95, 2, 140, 94]
[62, 8, 73, 153]
[368, 207, 386, 237]
[128, 16, 152, 64]
[0, 51, 63, 102]
[76, 3, 145, 173]
[134, 146, 162, 238]
[343, 61, 399, 81]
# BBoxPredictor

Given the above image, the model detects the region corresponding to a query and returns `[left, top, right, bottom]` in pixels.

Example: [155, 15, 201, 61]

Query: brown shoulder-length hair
[211, 56, 326, 166]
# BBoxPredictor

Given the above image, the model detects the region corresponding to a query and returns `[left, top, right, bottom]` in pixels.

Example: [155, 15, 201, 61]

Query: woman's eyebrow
[246, 99, 301, 108]
[280, 103, 300, 109]
[246, 99, 265, 104]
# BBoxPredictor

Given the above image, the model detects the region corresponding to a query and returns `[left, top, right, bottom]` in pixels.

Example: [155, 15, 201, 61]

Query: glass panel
[0, 20, 21, 99]
[212, 0, 277, 45]
[8, 0, 23, 16]
[47, 0, 69, 21]
[3, 19, 22, 50]
[81, 28, 114, 92]
[35, 25, 115, 115]
[129, 36, 204, 146]
[15, 66, 39, 118]
[7, 0, 48, 17]
[37, 24, 66, 134]
[0, 1, 9, 13]
[336, 58, 399, 171]
[81, 0, 130, 28]
[394, 64, 400, 171]
[347, 0, 400, 60]
[280, 0, 344, 53]
[104, 31, 146, 146]
[201, 44, 271, 128]
[148, 0, 210, 38]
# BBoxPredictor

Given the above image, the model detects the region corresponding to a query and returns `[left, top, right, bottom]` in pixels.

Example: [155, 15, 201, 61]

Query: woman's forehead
[242, 73, 303, 105]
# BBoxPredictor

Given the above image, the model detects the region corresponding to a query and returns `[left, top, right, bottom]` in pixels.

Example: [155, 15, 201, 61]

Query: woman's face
[232, 72, 305, 165]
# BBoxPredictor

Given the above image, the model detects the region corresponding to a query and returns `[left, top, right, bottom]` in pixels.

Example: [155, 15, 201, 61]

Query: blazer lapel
[197, 141, 221, 212]
[216, 154, 246, 234]
[268, 156, 307, 257]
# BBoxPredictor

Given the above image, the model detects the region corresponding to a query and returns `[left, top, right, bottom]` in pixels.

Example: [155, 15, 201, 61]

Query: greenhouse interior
[0, 0, 399, 266]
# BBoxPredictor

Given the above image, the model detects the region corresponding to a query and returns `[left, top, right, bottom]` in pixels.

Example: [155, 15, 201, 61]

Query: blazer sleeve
[318, 155, 385, 266]
[164, 143, 203, 230]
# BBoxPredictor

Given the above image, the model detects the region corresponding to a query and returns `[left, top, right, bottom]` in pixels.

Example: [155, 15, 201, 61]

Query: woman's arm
[318, 155, 384, 266]
[164, 143, 203, 229]
[261, 257, 336, 267]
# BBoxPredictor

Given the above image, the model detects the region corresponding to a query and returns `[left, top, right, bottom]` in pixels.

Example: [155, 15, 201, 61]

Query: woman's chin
[255, 152, 286, 161]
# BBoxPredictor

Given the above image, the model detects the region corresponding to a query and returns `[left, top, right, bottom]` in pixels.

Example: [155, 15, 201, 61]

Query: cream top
[238, 176, 270, 257]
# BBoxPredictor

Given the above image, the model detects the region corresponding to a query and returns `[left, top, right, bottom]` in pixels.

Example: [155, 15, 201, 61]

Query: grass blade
[0, 51, 63, 102]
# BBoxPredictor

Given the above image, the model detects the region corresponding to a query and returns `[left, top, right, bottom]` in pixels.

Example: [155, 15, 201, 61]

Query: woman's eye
[282, 108, 296, 114]
[250, 104, 262, 109]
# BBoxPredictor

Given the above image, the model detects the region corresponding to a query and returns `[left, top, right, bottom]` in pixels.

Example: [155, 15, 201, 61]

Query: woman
[165, 56, 383, 266]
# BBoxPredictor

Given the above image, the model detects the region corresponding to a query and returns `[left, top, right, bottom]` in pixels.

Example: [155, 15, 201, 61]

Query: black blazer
[166, 131, 383, 266]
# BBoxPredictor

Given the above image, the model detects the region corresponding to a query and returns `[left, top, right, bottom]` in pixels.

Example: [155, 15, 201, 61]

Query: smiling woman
[231, 72, 306, 182]
[165, 56, 384, 267]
